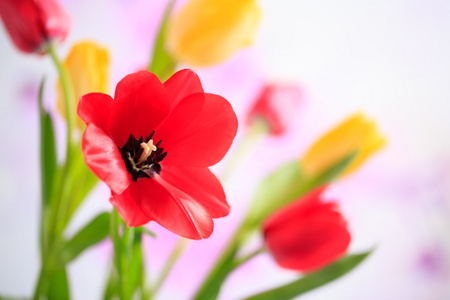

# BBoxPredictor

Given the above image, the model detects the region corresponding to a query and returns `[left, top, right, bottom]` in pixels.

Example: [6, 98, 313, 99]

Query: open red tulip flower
[78, 69, 238, 239]
[263, 187, 351, 272]
[0, 0, 71, 53]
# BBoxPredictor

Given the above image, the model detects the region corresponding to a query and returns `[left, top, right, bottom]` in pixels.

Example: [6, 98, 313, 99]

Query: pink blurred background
[1, 0, 450, 299]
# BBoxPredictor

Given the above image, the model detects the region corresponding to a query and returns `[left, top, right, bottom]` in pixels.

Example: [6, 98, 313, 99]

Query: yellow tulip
[166, 0, 261, 67]
[57, 40, 109, 128]
[301, 113, 386, 177]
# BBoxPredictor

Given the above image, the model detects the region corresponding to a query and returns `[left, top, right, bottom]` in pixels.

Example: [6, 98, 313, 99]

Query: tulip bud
[0, 0, 71, 53]
[301, 113, 385, 178]
[263, 188, 351, 272]
[247, 83, 303, 135]
[166, 0, 261, 67]
[57, 40, 110, 128]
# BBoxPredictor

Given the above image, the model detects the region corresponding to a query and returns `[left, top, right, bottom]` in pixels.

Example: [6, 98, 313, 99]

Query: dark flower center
[119, 131, 167, 181]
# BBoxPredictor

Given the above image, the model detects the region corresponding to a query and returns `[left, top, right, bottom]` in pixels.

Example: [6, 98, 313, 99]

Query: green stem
[151, 238, 189, 298]
[38, 76, 48, 262]
[110, 209, 126, 300]
[33, 261, 48, 300]
[232, 248, 264, 269]
[46, 43, 77, 246]
[47, 44, 75, 162]
[220, 119, 269, 183]
[33, 244, 58, 300]
[193, 226, 253, 300]
[121, 226, 133, 300]
[124, 227, 135, 263]
[45, 167, 63, 248]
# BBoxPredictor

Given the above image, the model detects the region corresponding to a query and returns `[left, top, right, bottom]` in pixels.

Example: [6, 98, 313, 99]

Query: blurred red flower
[263, 188, 351, 272]
[0, 0, 70, 53]
[78, 70, 238, 239]
[246, 83, 303, 135]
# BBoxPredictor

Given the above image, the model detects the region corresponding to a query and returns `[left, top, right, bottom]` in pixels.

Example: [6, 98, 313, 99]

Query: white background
[1, 0, 450, 299]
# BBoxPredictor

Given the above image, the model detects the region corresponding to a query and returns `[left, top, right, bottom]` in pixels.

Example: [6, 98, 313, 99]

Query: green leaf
[244, 162, 304, 228]
[149, 0, 177, 81]
[304, 152, 357, 189]
[62, 147, 98, 227]
[244, 252, 371, 300]
[59, 212, 110, 266]
[39, 77, 57, 206]
[244, 153, 357, 229]
[38, 76, 57, 258]
[48, 268, 70, 300]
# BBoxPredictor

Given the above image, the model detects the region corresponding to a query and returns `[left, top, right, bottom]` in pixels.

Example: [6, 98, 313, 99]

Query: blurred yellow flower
[57, 40, 109, 128]
[166, 0, 261, 67]
[300, 113, 386, 177]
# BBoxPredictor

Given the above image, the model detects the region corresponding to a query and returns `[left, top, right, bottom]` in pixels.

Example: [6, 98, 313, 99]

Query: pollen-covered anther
[138, 139, 157, 164]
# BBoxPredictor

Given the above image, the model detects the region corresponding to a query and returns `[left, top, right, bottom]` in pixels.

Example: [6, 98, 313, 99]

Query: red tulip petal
[78, 92, 113, 134]
[277, 201, 346, 228]
[38, 0, 71, 42]
[82, 124, 132, 194]
[109, 71, 170, 147]
[131, 175, 217, 240]
[159, 165, 229, 218]
[156, 93, 238, 167]
[307, 202, 348, 227]
[263, 187, 326, 229]
[110, 190, 150, 227]
[164, 69, 204, 109]
[265, 221, 351, 272]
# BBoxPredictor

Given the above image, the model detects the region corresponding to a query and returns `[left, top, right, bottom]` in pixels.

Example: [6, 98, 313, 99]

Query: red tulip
[0, 0, 70, 53]
[78, 69, 238, 239]
[246, 83, 303, 135]
[263, 188, 351, 272]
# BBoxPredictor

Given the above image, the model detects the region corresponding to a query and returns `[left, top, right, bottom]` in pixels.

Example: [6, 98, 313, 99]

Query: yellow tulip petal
[57, 40, 110, 128]
[301, 113, 386, 177]
[166, 0, 261, 67]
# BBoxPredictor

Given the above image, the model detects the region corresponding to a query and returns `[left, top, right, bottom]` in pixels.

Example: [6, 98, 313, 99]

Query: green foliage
[244, 152, 357, 229]
[244, 252, 372, 300]
[62, 147, 99, 228]
[39, 77, 57, 207]
[38, 77, 57, 260]
[194, 153, 358, 300]
[103, 268, 118, 300]
[59, 212, 110, 266]
[48, 268, 70, 300]
[124, 229, 144, 300]
[244, 162, 304, 228]
[149, 0, 177, 82]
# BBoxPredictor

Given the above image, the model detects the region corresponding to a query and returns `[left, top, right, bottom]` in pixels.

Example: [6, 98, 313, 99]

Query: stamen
[119, 134, 168, 181]
[138, 139, 157, 164]
[155, 152, 167, 163]
[146, 131, 155, 142]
